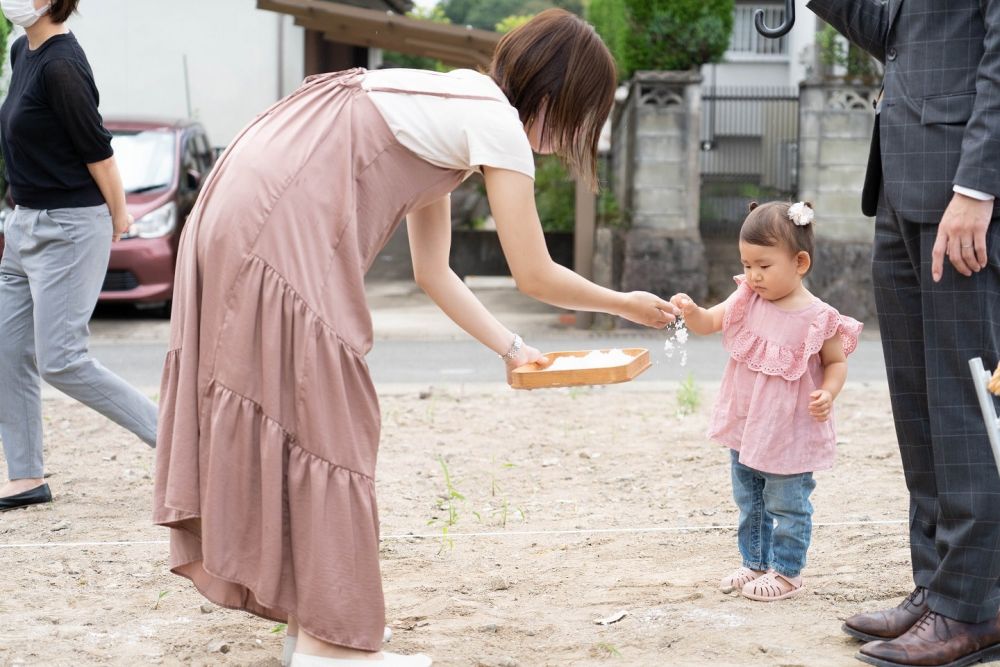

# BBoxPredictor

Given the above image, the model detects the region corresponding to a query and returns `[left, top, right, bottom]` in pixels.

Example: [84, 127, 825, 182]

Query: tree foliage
[587, 0, 628, 79]
[495, 14, 533, 34]
[816, 23, 882, 83]
[440, 0, 583, 31]
[534, 155, 576, 232]
[0, 16, 11, 66]
[588, 0, 734, 80]
[381, 4, 451, 71]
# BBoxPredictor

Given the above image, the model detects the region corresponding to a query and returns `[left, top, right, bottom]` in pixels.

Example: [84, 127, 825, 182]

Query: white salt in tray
[510, 348, 651, 390]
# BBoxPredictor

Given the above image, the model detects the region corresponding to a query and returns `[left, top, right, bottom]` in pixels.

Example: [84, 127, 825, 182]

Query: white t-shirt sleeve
[462, 105, 535, 178]
[363, 69, 535, 180]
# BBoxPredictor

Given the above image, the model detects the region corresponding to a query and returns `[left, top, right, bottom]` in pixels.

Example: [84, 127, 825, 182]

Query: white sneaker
[282, 629, 395, 667]
[283, 637, 296, 667]
[290, 652, 431, 667]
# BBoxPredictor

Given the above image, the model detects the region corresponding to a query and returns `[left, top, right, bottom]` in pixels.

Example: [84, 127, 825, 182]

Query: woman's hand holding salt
[618, 291, 678, 329]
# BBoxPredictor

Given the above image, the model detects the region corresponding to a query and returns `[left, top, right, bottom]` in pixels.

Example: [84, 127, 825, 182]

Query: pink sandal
[741, 571, 803, 601]
[719, 566, 765, 594]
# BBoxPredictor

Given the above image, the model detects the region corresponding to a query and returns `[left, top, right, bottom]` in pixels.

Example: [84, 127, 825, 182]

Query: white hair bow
[787, 202, 814, 227]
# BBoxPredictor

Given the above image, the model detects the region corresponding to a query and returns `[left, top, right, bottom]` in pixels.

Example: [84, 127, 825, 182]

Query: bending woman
[153, 9, 676, 666]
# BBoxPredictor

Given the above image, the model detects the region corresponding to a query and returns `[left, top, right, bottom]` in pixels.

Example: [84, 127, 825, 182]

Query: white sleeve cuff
[954, 185, 996, 201]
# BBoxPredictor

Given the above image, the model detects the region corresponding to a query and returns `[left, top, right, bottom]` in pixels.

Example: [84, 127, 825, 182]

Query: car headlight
[128, 202, 177, 239]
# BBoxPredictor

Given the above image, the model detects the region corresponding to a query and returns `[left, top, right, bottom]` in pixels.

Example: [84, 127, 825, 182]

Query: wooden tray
[510, 348, 651, 390]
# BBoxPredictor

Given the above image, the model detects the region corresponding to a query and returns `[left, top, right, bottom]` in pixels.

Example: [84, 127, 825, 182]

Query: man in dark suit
[806, 1, 1000, 665]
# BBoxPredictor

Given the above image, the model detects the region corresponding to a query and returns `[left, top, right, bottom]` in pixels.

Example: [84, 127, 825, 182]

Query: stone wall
[798, 82, 879, 242]
[611, 71, 708, 305]
[798, 80, 880, 322]
[591, 227, 624, 330]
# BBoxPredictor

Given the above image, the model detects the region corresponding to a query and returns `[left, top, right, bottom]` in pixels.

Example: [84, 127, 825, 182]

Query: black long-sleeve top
[0, 33, 113, 209]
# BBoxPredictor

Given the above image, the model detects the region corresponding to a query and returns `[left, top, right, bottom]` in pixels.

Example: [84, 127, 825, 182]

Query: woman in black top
[0, 0, 158, 510]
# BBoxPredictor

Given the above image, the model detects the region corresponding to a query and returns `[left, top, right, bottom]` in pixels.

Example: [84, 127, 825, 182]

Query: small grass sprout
[676, 372, 701, 416]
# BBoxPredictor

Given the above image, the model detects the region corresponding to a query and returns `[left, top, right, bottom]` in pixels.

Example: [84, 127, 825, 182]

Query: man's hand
[931, 193, 995, 282]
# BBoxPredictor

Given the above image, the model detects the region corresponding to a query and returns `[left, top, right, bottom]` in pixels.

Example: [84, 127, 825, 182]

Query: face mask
[0, 0, 51, 28]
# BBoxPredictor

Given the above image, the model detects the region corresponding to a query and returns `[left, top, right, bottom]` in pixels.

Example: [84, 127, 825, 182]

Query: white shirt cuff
[954, 185, 996, 201]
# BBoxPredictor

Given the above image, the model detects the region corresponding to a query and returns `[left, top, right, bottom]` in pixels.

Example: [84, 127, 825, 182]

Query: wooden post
[303, 28, 369, 76]
[574, 178, 596, 329]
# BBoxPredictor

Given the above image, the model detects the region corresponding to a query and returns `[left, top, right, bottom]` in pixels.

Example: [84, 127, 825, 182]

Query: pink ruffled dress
[707, 275, 863, 475]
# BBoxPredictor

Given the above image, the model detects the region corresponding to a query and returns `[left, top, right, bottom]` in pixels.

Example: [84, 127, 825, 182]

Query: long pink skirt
[152, 69, 465, 650]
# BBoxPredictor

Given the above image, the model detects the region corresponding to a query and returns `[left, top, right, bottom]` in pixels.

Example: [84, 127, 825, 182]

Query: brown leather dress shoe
[857, 610, 1000, 667]
[844, 587, 929, 642]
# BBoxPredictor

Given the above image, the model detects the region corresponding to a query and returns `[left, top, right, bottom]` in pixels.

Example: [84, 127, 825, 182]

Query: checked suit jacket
[807, 0, 1000, 221]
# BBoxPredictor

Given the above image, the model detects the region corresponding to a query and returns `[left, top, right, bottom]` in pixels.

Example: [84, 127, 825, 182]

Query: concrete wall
[615, 72, 702, 235]
[798, 81, 878, 242]
[797, 80, 880, 321]
[21, 0, 305, 147]
[609, 72, 708, 305]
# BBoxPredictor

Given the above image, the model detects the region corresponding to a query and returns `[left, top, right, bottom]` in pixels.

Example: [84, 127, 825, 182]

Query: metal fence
[700, 85, 800, 235]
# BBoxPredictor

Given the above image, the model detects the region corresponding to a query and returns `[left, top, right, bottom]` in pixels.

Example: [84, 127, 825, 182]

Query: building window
[729, 4, 788, 57]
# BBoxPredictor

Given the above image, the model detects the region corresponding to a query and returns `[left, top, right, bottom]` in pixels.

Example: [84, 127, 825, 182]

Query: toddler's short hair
[739, 201, 815, 273]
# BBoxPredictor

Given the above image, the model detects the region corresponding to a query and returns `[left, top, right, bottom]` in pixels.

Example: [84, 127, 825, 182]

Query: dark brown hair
[740, 201, 816, 273]
[49, 0, 80, 24]
[489, 8, 616, 192]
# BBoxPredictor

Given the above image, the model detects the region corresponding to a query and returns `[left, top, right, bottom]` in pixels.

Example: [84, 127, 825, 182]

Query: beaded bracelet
[500, 333, 523, 362]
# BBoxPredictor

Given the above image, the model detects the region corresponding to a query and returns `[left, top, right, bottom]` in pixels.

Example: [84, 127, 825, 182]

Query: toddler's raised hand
[809, 390, 833, 422]
[670, 293, 699, 317]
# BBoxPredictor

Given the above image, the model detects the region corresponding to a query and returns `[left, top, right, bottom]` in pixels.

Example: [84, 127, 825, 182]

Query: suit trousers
[0, 205, 158, 481]
[873, 191, 1000, 623]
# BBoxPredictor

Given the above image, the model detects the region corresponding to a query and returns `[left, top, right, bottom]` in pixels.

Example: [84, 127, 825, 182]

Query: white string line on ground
[0, 518, 906, 550]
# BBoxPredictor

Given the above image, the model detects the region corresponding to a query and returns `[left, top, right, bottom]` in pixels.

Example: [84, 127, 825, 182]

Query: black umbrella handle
[754, 0, 795, 39]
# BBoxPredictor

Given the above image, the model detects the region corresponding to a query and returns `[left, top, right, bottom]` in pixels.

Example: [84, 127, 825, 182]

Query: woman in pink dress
[671, 201, 862, 603]
[152, 10, 677, 666]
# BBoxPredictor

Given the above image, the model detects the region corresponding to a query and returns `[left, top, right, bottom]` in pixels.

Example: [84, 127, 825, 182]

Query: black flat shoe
[0, 483, 52, 511]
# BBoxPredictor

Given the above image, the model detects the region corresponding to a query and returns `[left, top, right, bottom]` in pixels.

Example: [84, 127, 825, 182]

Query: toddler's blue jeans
[730, 449, 816, 578]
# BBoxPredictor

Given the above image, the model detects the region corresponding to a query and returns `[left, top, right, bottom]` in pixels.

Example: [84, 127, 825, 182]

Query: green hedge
[534, 155, 575, 233]
[440, 0, 583, 32]
[816, 23, 883, 84]
[588, 0, 734, 81]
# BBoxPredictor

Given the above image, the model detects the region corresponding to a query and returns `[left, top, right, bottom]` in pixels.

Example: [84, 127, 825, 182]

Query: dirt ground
[0, 381, 913, 667]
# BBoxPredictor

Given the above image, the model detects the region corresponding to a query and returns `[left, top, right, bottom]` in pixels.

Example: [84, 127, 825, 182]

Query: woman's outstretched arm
[406, 193, 549, 378]
[483, 166, 677, 329]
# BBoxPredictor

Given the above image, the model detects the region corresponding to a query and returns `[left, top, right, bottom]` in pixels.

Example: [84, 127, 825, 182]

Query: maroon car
[0, 118, 215, 311]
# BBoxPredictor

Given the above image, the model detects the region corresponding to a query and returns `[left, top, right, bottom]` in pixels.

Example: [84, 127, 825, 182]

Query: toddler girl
[671, 201, 862, 601]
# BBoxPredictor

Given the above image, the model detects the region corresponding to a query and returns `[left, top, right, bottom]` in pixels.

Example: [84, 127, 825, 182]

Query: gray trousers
[873, 192, 1000, 624]
[0, 205, 158, 480]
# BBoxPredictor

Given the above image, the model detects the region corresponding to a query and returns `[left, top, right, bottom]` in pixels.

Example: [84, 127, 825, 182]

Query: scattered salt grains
[543, 348, 635, 371]
[663, 318, 689, 366]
